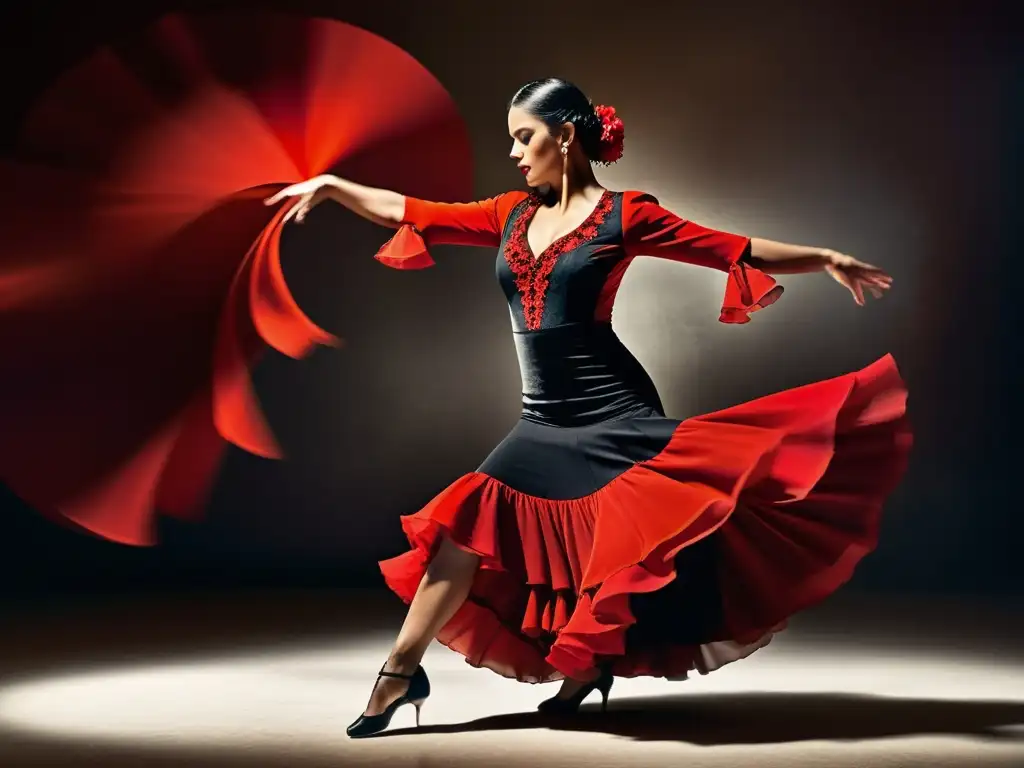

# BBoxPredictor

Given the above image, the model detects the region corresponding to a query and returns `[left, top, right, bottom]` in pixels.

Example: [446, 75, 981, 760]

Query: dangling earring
[559, 143, 570, 210]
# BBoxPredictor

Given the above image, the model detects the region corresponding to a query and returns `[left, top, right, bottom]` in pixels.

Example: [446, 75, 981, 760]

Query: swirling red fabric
[0, 11, 474, 544]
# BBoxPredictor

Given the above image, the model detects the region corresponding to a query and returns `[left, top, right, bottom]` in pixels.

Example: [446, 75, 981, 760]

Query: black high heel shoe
[346, 664, 430, 738]
[537, 665, 614, 715]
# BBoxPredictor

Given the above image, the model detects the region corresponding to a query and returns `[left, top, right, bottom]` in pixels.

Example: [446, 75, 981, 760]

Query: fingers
[830, 258, 893, 305]
[865, 273, 893, 296]
[849, 266, 893, 302]
[263, 176, 330, 206]
[865, 269, 893, 285]
[834, 271, 864, 306]
[851, 282, 866, 306]
[828, 266, 863, 305]
[264, 181, 310, 206]
[281, 197, 306, 224]
[839, 255, 892, 284]
[853, 277, 887, 303]
[296, 189, 330, 223]
[263, 186, 294, 206]
[279, 192, 319, 224]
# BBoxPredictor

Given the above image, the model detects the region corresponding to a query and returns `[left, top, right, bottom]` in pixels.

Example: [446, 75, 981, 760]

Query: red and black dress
[373, 188, 911, 683]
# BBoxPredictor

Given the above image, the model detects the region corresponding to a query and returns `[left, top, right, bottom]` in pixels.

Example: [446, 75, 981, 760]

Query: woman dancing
[265, 77, 910, 739]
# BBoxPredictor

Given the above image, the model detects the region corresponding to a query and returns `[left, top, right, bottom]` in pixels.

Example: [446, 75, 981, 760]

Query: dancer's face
[507, 106, 572, 190]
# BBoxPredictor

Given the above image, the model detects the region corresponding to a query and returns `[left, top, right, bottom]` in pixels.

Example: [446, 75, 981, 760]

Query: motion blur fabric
[0, 12, 473, 544]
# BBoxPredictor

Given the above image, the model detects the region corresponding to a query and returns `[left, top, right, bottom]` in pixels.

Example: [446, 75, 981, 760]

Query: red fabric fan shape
[0, 11, 474, 545]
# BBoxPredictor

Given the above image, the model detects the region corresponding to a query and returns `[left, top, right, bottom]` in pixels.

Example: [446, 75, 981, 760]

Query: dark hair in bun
[508, 78, 617, 164]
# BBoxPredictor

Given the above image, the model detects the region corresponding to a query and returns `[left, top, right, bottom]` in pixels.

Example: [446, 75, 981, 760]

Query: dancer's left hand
[824, 250, 893, 306]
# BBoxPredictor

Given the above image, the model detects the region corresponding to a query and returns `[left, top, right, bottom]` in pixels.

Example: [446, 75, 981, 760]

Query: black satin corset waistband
[512, 322, 662, 426]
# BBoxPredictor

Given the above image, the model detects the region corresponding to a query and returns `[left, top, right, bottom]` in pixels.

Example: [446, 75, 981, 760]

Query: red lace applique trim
[504, 190, 614, 331]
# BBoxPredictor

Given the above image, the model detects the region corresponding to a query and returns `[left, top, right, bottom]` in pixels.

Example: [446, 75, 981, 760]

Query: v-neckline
[523, 188, 610, 262]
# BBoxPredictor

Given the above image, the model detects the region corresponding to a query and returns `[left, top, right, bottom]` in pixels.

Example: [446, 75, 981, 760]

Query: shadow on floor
[383, 690, 1024, 745]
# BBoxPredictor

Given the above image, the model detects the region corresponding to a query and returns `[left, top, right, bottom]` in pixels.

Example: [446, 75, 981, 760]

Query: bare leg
[362, 535, 480, 716]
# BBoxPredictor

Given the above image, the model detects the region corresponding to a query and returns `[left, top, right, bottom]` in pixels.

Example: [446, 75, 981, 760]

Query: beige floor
[1, 589, 1021, 767]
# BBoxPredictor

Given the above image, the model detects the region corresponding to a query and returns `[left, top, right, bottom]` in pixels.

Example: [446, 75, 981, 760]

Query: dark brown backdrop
[1, 0, 1019, 599]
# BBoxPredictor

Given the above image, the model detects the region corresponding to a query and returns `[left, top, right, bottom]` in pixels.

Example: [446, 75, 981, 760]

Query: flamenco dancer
[268, 76, 910, 738]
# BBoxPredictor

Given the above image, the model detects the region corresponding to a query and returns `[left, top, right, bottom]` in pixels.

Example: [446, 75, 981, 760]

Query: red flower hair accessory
[594, 104, 625, 164]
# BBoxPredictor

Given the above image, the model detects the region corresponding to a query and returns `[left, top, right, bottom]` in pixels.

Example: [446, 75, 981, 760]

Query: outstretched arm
[622, 191, 892, 307]
[266, 174, 527, 269]
[265, 174, 525, 248]
[264, 174, 405, 227]
[324, 176, 405, 228]
[747, 238, 892, 306]
[747, 239, 830, 273]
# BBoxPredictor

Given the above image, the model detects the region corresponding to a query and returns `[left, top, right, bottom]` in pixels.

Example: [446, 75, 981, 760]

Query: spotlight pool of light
[1, 631, 1021, 767]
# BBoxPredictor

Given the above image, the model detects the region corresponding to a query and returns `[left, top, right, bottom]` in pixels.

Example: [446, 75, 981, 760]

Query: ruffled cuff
[373, 224, 436, 270]
[719, 260, 785, 324]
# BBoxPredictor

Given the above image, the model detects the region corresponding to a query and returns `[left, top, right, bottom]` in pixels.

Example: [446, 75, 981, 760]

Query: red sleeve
[375, 191, 528, 269]
[621, 191, 750, 270]
[621, 190, 783, 324]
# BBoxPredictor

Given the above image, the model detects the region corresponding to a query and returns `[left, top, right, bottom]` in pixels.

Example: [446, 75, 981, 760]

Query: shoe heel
[411, 698, 426, 727]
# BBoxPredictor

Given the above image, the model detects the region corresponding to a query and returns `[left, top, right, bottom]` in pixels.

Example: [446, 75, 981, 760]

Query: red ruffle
[373, 225, 435, 270]
[379, 354, 911, 682]
[719, 260, 785, 324]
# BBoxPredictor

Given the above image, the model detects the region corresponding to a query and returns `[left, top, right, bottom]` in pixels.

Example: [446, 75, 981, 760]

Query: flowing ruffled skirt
[379, 354, 911, 683]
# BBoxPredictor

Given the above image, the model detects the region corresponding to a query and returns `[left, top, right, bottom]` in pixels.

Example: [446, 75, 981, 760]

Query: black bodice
[513, 321, 663, 427]
[495, 189, 622, 333]
[493, 190, 662, 426]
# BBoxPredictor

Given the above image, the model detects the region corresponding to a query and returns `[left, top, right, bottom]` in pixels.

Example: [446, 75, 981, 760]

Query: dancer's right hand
[264, 174, 339, 223]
